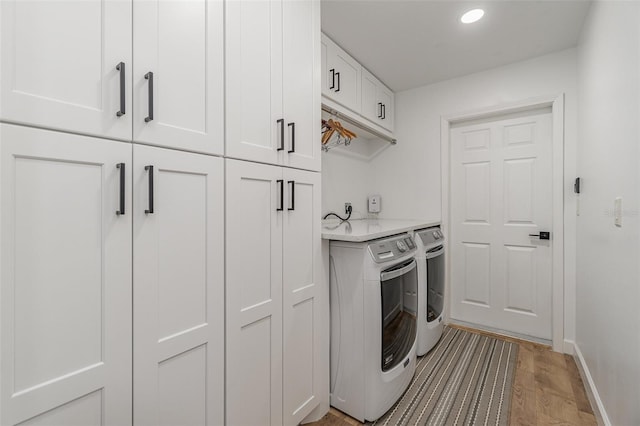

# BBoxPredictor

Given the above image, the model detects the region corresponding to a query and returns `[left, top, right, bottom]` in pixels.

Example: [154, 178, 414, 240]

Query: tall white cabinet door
[282, 0, 321, 172]
[0, 124, 132, 425]
[0, 0, 132, 140]
[133, 0, 224, 154]
[226, 159, 283, 426]
[226, 0, 283, 165]
[282, 169, 322, 425]
[133, 145, 224, 426]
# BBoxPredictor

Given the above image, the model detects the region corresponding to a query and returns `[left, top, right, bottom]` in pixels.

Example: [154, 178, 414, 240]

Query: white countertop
[321, 219, 440, 242]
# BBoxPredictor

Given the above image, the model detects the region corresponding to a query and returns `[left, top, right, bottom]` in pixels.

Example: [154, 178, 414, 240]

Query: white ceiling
[321, 0, 591, 92]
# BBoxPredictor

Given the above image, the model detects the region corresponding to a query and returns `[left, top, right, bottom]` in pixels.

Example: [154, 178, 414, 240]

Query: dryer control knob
[396, 240, 408, 252]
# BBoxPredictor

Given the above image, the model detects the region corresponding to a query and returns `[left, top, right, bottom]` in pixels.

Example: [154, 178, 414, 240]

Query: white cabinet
[0, 0, 133, 140]
[0, 124, 132, 425]
[133, 145, 224, 426]
[321, 34, 361, 113]
[226, 159, 322, 426]
[361, 68, 395, 132]
[133, 0, 224, 155]
[1, 0, 224, 154]
[226, 0, 320, 172]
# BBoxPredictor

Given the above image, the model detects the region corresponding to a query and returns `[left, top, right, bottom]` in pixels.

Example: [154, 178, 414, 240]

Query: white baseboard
[571, 342, 611, 426]
[563, 339, 575, 355]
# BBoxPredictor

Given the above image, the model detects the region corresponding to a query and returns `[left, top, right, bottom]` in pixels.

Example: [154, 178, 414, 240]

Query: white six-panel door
[133, 144, 224, 426]
[226, 0, 283, 165]
[0, 0, 133, 140]
[282, 0, 321, 171]
[282, 169, 321, 425]
[133, 0, 224, 154]
[0, 124, 132, 425]
[450, 111, 553, 340]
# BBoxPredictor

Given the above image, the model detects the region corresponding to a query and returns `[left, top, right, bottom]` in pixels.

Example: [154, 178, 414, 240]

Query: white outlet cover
[614, 197, 622, 227]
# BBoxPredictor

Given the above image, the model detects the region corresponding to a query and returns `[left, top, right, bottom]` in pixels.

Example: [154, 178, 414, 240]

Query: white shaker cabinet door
[282, 0, 321, 172]
[133, 0, 224, 155]
[377, 85, 394, 132]
[0, 124, 132, 426]
[226, 0, 283, 165]
[225, 159, 283, 426]
[282, 169, 322, 425]
[132, 144, 224, 426]
[0, 0, 132, 140]
[360, 68, 380, 124]
[324, 35, 361, 113]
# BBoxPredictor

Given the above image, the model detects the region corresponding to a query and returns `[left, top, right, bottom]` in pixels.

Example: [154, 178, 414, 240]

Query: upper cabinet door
[0, 0, 132, 140]
[226, 0, 283, 165]
[360, 68, 379, 123]
[323, 35, 361, 113]
[133, 0, 223, 155]
[377, 85, 394, 132]
[0, 124, 132, 426]
[282, 0, 321, 172]
[132, 145, 224, 426]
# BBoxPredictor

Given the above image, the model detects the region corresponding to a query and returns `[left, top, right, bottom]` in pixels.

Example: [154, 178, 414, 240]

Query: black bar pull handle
[145, 165, 154, 214]
[329, 68, 335, 90]
[116, 62, 125, 117]
[335, 72, 341, 92]
[116, 163, 125, 215]
[287, 122, 295, 153]
[276, 180, 284, 211]
[277, 119, 284, 151]
[382, 104, 386, 120]
[529, 231, 550, 240]
[378, 102, 383, 118]
[144, 72, 154, 122]
[287, 180, 295, 211]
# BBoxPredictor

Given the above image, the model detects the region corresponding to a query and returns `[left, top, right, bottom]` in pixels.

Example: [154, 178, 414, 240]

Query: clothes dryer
[414, 227, 445, 356]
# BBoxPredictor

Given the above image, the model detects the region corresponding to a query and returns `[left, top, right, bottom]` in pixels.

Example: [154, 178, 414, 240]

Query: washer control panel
[368, 233, 416, 263]
[416, 226, 444, 247]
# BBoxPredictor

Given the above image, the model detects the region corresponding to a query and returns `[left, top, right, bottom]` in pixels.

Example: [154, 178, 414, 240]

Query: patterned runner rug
[371, 327, 518, 426]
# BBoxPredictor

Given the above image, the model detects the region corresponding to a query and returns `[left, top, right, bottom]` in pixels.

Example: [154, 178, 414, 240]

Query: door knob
[529, 231, 550, 240]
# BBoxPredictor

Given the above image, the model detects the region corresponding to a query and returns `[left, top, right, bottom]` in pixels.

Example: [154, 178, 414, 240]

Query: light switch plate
[614, 197, 622, 227]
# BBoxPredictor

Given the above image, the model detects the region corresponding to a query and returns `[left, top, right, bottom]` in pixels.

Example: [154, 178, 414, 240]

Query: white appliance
[414, 227, 445, 356]
[329, 233, 418, 422]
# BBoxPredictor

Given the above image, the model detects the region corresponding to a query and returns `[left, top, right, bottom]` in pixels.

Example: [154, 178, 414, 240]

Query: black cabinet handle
[144, 72, 154, 122]
[329, 68, 335, 90]
[287, 180, 295, 211]
[116, 62, 125, 117]
[277, 119, 284, 151]
[378, 102, 383, 118]
[529, 232, 550, 240]
[276, 180, 284, 211]
[382, 104, 386, 120]
[145, 165, 154, 214]
[335, 72, 340, 92]
[287, 122, 295, 153]
[116, 163, 125, 215]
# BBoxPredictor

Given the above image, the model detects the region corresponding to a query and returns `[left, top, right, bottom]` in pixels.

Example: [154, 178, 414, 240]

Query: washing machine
[414, 226, 445, 356]
[329, 233, 418, 422]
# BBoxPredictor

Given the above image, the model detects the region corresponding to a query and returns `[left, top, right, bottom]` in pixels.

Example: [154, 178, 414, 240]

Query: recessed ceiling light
[461, 9, 485, 24]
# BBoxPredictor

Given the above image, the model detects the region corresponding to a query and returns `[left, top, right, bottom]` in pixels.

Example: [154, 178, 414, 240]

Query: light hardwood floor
[310, 325, 597, 425]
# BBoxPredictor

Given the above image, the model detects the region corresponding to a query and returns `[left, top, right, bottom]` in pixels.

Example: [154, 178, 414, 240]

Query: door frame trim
[440, 93, 565, 352]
